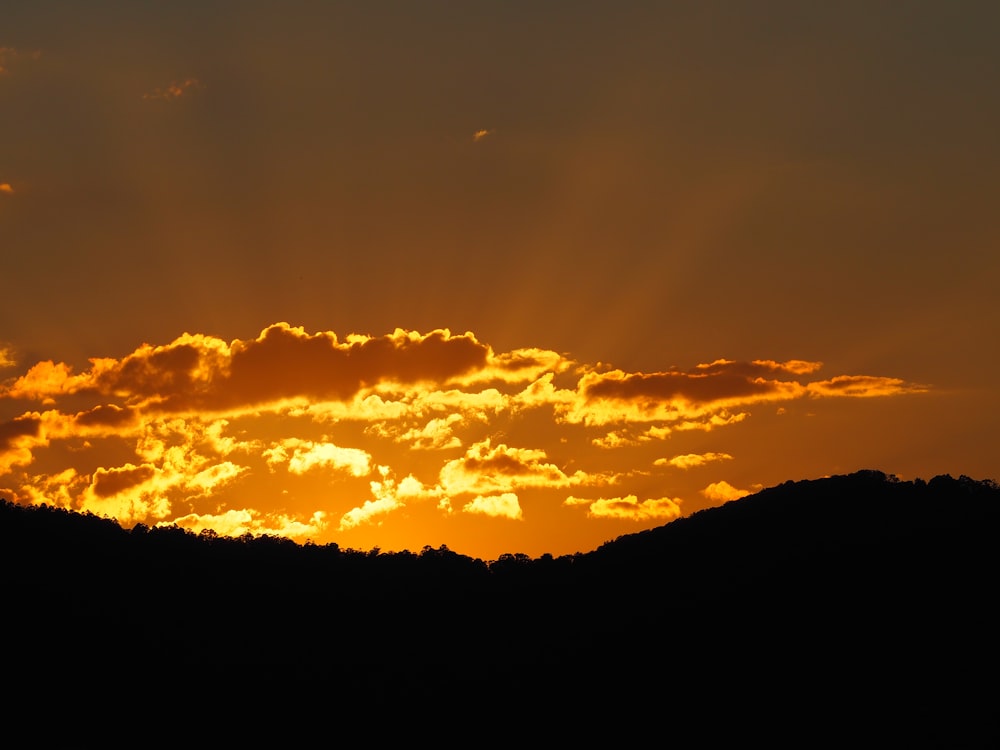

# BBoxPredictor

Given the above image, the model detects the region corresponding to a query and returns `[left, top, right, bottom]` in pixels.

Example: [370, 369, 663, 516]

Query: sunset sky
[2, 2, 998, 560]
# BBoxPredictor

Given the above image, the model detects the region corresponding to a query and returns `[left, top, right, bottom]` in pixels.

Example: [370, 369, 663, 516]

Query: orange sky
[2, 3, 998, 559]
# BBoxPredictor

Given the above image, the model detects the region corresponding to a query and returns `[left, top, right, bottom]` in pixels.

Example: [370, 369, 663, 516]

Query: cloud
[700, 481, 751, 502]
[143, 78, 203, 101]
[567, 364, 807, 426]
[2, 468, 81, 510]
[0, 344, 16, 368]
[592, 430, 641, 449]
[91, 463, 156, 498]
[337, 467, 440, 531]
[463, 493, 523, 519]
[559, 357, 922, 428]
[163, 508, 327, 539]
[4, 415, 257, 524]
[806, 376, 928, 398]
[383, 413, 465, 450]
[657, 452, 734, 470]
[263, 438, 371, 476]
[75, 404, 138, 429]
[0, 184, 13, 195]
[1, 324, 494, 413]
[473, 129, 493, 142]
[0, 416, 44, 473]
[0, 323, 927, 542]
[697, 359, 823, 377]
[0, 47, 40, 75]
[339, 496, 402, 530]
[438, 438, 602, 496]
[564, 494, 683, 522]
[3, 359, 106, 404]
[0, 416, 39, 448]
[79, 450, 249, 525]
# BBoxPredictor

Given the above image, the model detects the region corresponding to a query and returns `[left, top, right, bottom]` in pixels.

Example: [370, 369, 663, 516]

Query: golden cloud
[700, 481, 751, 502]
[163, 508, 327, 539]
[592, 430, 641, 449]
[0, 415, 41, 450]
[568, 366, 806, 426]
[0, 184, 13, 194]
[463, 492, 523, 519]
[672, 412, 749, 432]
[26, 415, 256, 524]
[392, 413, 465, 450]
[806, 375, 928, 398]
[564, 494, 683, 521]
[337, 467, 441, 530]
[81, 477, 169, 523]
[657, 452, 734, 470]
[439, 438, 600, 496]
[263, 438, 371, 476]
[2, 324, 493, 413]
[697, 359, 824, 377]
[339, 496, 401, 530]
[0, 415, 44, 473]
[91, 463, 156, 498]
[143, 78, 203, 101]
[80, 454, 248, 524]
[4, 360, 100, 403]
[559, 357, 922, 428]
[473, 129, 493, 142]
[2, 468, 81, 510]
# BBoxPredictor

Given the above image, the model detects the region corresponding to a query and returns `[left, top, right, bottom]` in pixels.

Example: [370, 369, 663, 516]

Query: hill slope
[2, 470, 997, 744]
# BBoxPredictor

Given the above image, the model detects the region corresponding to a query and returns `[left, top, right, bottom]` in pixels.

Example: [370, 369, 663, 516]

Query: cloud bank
[0, 323, 926, 548]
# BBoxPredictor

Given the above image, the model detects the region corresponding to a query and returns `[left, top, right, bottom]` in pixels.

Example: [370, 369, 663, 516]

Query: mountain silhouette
[2, 469, 997, 745]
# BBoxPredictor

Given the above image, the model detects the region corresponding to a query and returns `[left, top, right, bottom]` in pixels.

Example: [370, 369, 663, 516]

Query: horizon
[4, 467, 995, 562]
[2, 2, 999, 560]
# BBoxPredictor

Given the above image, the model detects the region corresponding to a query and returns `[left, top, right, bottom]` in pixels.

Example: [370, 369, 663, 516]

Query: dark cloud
[92, 464, 156, 498]
[84, 324, 491, 413]
[219, 325, 490, 410]
[0, 416, 41, 449]
[582, 369, 783, 405]
[463, 452, 536, 477]
[75, 404, 136, 428]
[808, 375, 923, 397]
[96, 344, 202, 401]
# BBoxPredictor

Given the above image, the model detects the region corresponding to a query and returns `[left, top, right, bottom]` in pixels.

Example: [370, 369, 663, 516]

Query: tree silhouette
[1, 471, 998, 745]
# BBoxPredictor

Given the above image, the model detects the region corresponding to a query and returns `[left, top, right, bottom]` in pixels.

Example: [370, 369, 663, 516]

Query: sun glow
[0, 323, 930, 558]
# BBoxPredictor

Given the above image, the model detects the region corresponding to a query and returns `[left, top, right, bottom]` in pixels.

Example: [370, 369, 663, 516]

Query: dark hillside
[2, 470, 997, 745]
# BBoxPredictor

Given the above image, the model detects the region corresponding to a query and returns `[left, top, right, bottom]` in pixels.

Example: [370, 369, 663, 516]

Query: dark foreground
[3, 470, 997, 745]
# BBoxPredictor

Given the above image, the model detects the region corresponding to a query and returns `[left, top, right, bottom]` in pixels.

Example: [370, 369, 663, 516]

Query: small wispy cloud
[0, 184, 13, 195]
[0, 343, 16, 369]
[0, 47, 40, 75]
[143, 78, 203, 101]
[473, 129, 493, 142]
[656, 452, 734, 470]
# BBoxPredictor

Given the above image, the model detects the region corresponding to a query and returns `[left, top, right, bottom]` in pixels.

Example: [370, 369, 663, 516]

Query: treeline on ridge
[1, 469, 998, 743]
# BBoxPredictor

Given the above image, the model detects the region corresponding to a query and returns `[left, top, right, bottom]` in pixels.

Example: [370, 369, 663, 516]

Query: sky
[2, 1, 998, 560]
